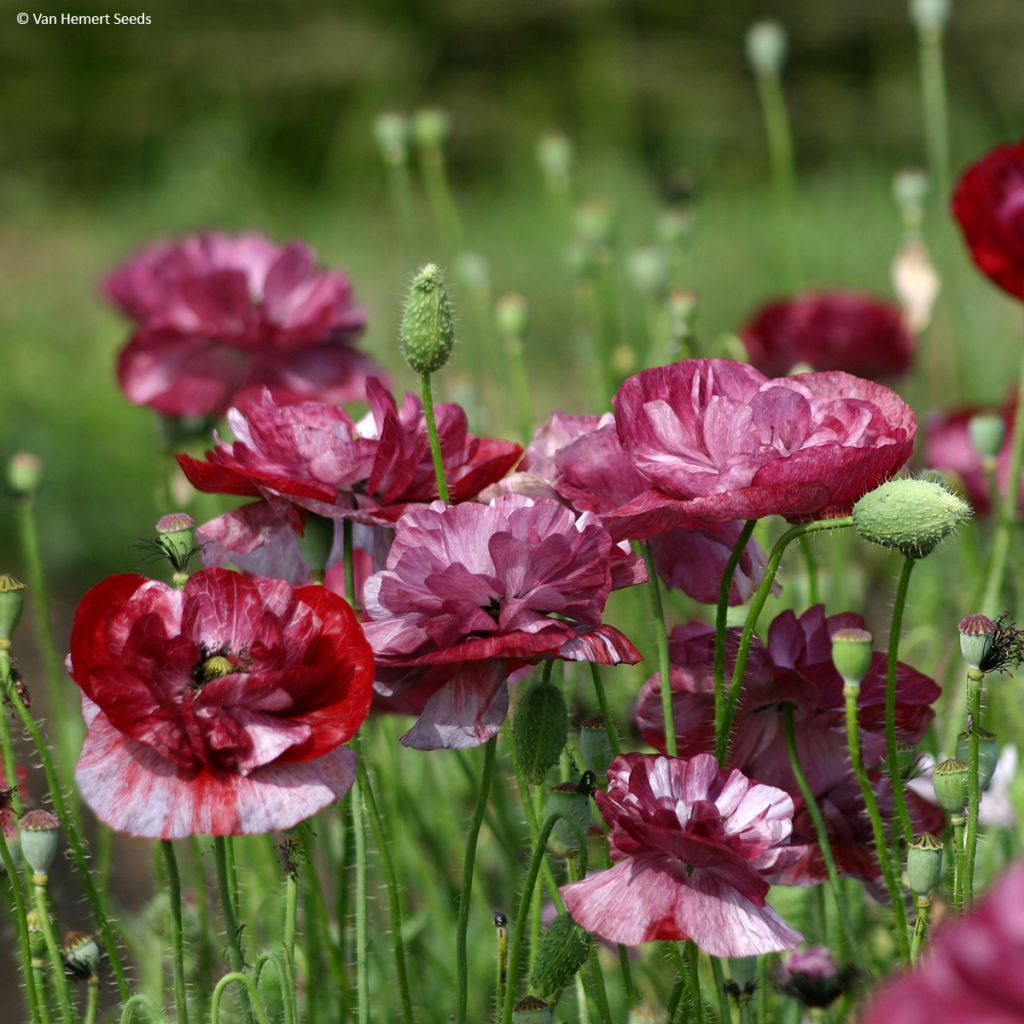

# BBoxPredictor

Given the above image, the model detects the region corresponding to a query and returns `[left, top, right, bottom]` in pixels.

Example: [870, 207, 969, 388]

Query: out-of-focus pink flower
[560, 753, 803, 956]
[67, 569, 374, 838]
[741, 292, 914, 379]
[862, 862, 1024, 1023]
[362, 495, 642, 750]
[952, 140, 1024, 301]
[635, 607, 942, 887]
[774, 946, 857, 1008]
[106, 231, 381, 417]
[611, 360, 915, 535]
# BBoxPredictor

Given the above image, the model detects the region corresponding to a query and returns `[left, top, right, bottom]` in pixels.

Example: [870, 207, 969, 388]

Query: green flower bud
[831, 628, 874, 686]
[968, 414, 1005, 460]
[959, 614, 997, 671]
[19, 809, 60, 878]
[579, 715, 614, 777]
[495, 293, 529, 341]
[547, 780, 591, 849]
[932, 758, 969, 814]
[296, 513, 335, 575]
[373, 112, 410, 167]
[536, 133, 574, 193]
[513, 996, 553, 1024]
[400, 263, 455, 375]
[529, 912, 591, 1001]
[852, 478, 971, 559]
[628, 246, 670, 299]
[907, 833, 944, 895]
[61, 931, 101, 981]
[7, 452, 43, 499]
[956, 727, 1000, 790]
[910, 0, 952, 33]
[745, 20, 788, 77]
[512, 678, 568, 786]
[0, 573, 26, 643]
[411, 108, 451, 151]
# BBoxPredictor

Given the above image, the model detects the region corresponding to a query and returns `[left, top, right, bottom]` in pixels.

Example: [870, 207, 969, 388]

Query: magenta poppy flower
[952, 140, 1024, 301]
[740, 291, 914, 378]
[67, 568, 374, 838]
[105, 231, 381, 417]
[863, 862, 1024, 1024]
[634, 607, 941, 887]
[362, 495, 642, 750]
[560, 753, 803, 956]
[610, 360, 916, 536]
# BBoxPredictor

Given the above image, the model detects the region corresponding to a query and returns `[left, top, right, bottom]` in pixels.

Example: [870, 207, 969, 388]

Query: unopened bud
[956, 727, 1000, 790]
[374, 112, 410, 167]
[746, 20, 788, 77]
[7, 452, 43, 499]
[400, 263, 455, 375]
[19, 809, 59, 877]
[932, 758, 969, 814]
[513, 678, 568, 786]
[579, 715, 614, 777]
[852, 478, 971, 559]
[156, 512, 196, 576]
[907, 833, 944, 894]
[968, 414, 1006, 461]
[0, 573, 26, 643]
[62, 931, 101, 981]
[529, 912, 591, 1002]
[831, 628, 874, 686]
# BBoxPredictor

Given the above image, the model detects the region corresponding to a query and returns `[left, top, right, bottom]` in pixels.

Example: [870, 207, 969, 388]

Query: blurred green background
[3, 0, 1024, 595]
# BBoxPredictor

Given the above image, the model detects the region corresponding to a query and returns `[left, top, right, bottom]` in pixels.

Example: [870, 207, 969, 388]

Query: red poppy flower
[560, 753, 803, 956]
[67, 569, 373, 838]
[952, 140, 1024, 300]
[863, 862, 1024, 1023]
[105, 231, 382, 417]
[362, 495, 642, 749]
[740, 291, 914, 379]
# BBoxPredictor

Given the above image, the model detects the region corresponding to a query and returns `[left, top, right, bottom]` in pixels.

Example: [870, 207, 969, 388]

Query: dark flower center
[192, 649, 251, 688]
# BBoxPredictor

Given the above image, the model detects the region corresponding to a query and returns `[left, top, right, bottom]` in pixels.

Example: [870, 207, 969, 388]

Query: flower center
[192, 650, 250, 688]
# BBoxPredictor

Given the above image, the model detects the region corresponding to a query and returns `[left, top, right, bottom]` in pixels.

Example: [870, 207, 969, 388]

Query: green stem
[798, 534, 820, 606]
[951, 815, 966, 912]
[343, 519, 359, 614]
[782, 704, 860, 966]
[213, 836, 254, 1024]
[755, 956, 768, 1024]
[588, 664, 621, 757]
[0, 827, 42, 1024]
[910, 895, 931, 963]
[641, 541, 677, 756]
[709, 956, 731, 1024]
[32, 880, 75, 1024]
[504, 335, 535, 445]
[843, 683, 911, 963]
[283, 863, 297, 963]
[683, 942, 704, 1024]
[83, 982, 98, 1024]
[119, 994, 169, 1024]
[419, 146, 464, 260]
[964, 671, 984, 904]
[385, 163, 419, 269]
[209, 973, 268, 1024]
[456, 736, 497, 1024]
[420, 373, 451, 505]
[885, 557, 916, 851]
[160, 841, 190, 1024]
[917, 24, 951, 205]
[353, 776, 370, 1024]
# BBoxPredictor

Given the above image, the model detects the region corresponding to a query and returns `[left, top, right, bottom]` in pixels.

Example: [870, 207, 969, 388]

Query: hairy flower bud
[852, 478, 970, 559]
[0, 573, 26, 644]
[513, 996, 553, 1024]
[907, 832, 944, 894]
[373, 112, 410, 167]
[529, 912, 591, 1002]
[932, 758, 969, 814]
[745, 20, 788, 77]
[578, 715, 614, 777]
[967, 414, 1006, 461]
[956, 727, 999, 790]
[7, 452, 43, 499]
[400, 263, 455, 375]
[831, 628, 874, 686]
[513, 678, 568, 786]
[19, 809, 59, 878]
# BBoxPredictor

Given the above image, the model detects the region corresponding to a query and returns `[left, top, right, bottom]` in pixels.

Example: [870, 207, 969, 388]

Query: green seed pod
[296, 513, 335, 576]
[400, 263, 455, 375]
[512, 679, 568, 786]
[968, 414, 1005, 461]
[529, 912, 591, 1001]
[7, 452, 43, 499]
[579, 715, 614, 778]
[852, 478, 971, 559]
[156, 512, 196, 575]
[745, 20, 788, 77]
[907, 833, 944, 895]
[910, 0, 952, 33]
[831, 628, 874, 686]
[373, 112, 410, 167]
[536, 133, 574, 193]
[958, 614, 997, 671]
[19, 809, 60, 877]
[932, 758, 969, 814]
[495, 293, 529, 341]
[547, 781, 591, 849]
[411, 107, 451, 151]
[0, 573, 26, 643]
[61, 931, 101, 981]
[513, 996, 553, 1024]
[956, 727, 1000, 791]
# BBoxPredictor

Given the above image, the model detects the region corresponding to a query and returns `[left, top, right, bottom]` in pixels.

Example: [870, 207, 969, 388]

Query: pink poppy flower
[634, 607, 942, 887]
[740, 291, 914, 379]
[560, 753, 803, 956]
[362, 495, 642, 750]
[105, 231, 381, 417]
[862, 862, 1024, 1024]
[610, 360, 915, 535]
[67, 568, 374, 838]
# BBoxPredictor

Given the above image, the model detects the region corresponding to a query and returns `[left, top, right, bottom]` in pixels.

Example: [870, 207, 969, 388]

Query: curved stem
[885, 557, 916, 851]
[964, 671, 984, 905]
[911, 895, 931, 963]
[421, 373, 451, 505]
[119, 995, 169, 1024]
[160, 841, 190, 1024]
[210, 973, 268, 1024]
[641, 542, 677, 756]
[213, 837, 254, 1024]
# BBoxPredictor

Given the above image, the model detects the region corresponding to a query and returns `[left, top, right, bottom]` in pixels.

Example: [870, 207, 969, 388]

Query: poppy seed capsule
[400, 263, 455, 375]
[745, 19, 788, 77]
[956, 728, 1000, 791]
[932, 759, 969, 814]
[907, 833, 944, 895]
[910, 0, 952, 32]
[61, 931, 101, 982]
[0, 573, 26, 643]
[6, 452, 43, 499]
[18, 809, 60, 877]
[959, 614, 997, 670]
[831, 628, 874, 686]
[579, 715, 614, 777]
[512, 679, 568, 786]
[513, 996, 553, 1024]
[968, 414, 1005, 461]
[529, 912, 591, 1002]
[156, 512, 196, 571]
[852, 478, 970, 559]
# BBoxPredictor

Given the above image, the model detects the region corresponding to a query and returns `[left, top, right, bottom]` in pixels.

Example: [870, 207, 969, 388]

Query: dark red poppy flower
[952, 140, 1024, 300]
[105, 231, 381, 417]
[67, 568, 374, 838]
[611, 360, 916, 536]
[362, 495, 642, 749]
[863, 862, 1024, 1023]
[740, 291, 914, 378]
[635, 606, 942, 887]
[560, 753, 803, 956]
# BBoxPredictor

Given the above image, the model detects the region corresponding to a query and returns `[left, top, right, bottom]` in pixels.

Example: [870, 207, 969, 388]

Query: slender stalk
[456, 736, 497, 1024]
[640, 542, 677, 756]
[885, 557, 916, 850]
[32, 879, 75, 1024]
[353, 775, 370, 1024]
[160, 841, 190, 1024]
[588, 664, 621, 757]
[683, 942, 704, 1024]
[964, 670, 984, 904]
[418, 142, 463, 260]
[213, 836, 254, 1024]
[843, 683, 911, 962]
[916, 22, 951, 204]
[709, 956, 731, 1024]
[83, 981, 98, 1024]
[911, 895, 931, 963]
[798, 534, 820, 606]
[283, 866, 297, 966]
[952, 814, 966, 911]
[384, 162, 419, 269]
[755, 956, 768, 1024]
[209, 973, 268, 1024]
[781, 704, 860, 966]
[0, 827, 42, 1024]
[420, 373, 451, 505]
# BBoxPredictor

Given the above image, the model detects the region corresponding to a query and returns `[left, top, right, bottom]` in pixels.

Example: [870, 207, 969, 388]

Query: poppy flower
[67, 568, 374, 838]
[952, 140, 1024, 301]
[740, 291, 914, 379]
[362, 495, 642, 750]
[610, 360, 915, 536]
[862, 862, 1024, 1023]
[634, 606, 942, 887]
[105, 231, 381, 417]
[560, 753, 803, 956]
